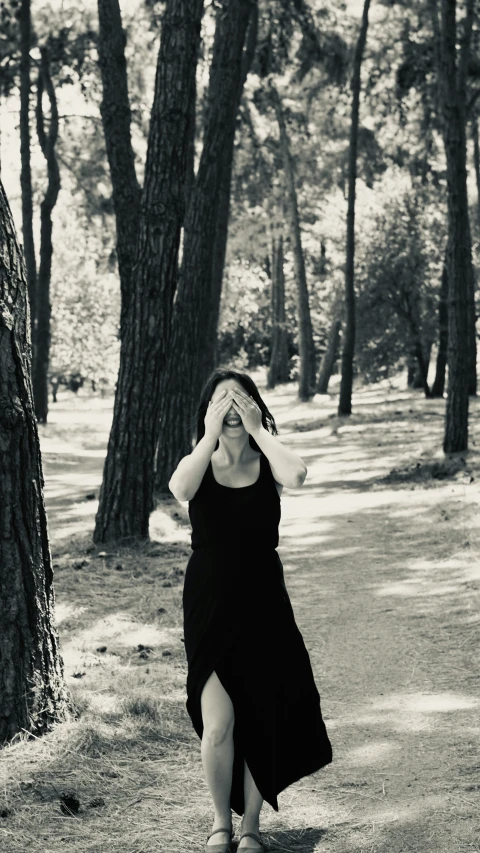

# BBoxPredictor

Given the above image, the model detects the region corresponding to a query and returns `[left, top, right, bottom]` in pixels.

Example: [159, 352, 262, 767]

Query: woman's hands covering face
[204, 389, 234, 441]
[231, 387, 263, 436]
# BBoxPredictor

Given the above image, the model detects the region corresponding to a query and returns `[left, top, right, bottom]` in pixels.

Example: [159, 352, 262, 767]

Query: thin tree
[437, 0, 475, 451]
[31, 47, 60, 423]
[93, 0, 204, 542]
[19, 0, 37, 347]
[317, 313, 342, 394]
[431, 250, 449, 398]
[267, 233, 290, 388]
[270, 80, 316, 402]
[338, 0, 371, 416]
[0, 180, 71, 742]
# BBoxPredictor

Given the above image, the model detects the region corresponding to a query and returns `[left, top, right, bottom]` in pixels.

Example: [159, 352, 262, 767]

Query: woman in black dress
[169, 369, 332, 853]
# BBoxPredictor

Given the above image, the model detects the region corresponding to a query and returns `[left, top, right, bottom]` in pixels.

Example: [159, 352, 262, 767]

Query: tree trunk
[472, 113, 480, 230]
[439, 0, 473, 452]
[267, 234, 290, 389]
[431, 257, 448, 397]
[19, 0, 37, 349]
[338, 0, 371, 416]
[317, 315, 341, 394]
[97, 0, 141, 337]
[0, 180, 71, 742]
[93, 0, 204, 543]
[153, 0, 255, 496]
[201, 3, 258, 380]
[32, 48, 60, 424]
[270, 82, 316, 401]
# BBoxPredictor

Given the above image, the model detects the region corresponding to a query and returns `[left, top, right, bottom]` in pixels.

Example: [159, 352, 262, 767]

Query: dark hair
[193, 368, 278, 452]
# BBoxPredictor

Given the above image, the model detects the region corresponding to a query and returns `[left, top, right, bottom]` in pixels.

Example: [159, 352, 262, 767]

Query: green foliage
[355, 182, 445, 382]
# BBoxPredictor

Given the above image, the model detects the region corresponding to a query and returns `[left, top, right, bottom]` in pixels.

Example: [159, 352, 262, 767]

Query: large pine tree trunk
[19, 0, 37, 350]
[0, 181, 71, 742]
[153, 0, 254, 496]
[270, 83, 316, 402]
[439, 0, 474, 452]
[267, 234, 290, 389]
[317, 314, 341, 394]
[338, 0, 371, 416]
[431, 257, 449, 398]
[97, 0, 141, 336]
[93, 0, 204, 543]
[32, 49, 60, 424]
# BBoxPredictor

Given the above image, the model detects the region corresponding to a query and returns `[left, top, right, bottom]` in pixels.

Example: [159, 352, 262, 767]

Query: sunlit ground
[1, 372, 479, 853]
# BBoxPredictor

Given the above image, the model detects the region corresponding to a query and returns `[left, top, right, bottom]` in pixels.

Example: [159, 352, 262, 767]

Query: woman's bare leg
[201, 672, 235, 846]
[239, 760, 263, 849]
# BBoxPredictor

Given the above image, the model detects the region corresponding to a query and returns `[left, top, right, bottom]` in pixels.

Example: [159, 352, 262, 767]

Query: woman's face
[211, 378, 247, 435]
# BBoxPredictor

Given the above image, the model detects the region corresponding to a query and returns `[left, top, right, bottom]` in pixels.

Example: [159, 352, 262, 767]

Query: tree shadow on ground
[232, 827, 327, 852]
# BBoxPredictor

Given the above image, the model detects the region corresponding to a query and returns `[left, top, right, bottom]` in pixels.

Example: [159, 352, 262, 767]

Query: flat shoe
[205, 826, 233, 853]
[237, 832, 264, 852]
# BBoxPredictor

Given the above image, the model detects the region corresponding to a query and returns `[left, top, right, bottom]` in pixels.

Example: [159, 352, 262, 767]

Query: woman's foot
[238, 819, 262, 850]
[206, 815, 232, 848]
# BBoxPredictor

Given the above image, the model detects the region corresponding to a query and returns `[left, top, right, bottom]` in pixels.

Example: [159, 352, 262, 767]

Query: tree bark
[153, 0, 255, 496]
[32, 48, 60, 424]
[19, 0, 37, 348]
[93, 0, 204, 543]
[439, 0, 473, 452]
[0, 180, 71, 742]
[97, 0, 141, 337]
[431, 256, 449, 397]
[472, 113, 480, 230]
[338, 0, 371, 416]
[267, 234, 290, 388]
[270, 82, 316, 402]
[317, 315, 341, 394]
[201, 2, 258, 380]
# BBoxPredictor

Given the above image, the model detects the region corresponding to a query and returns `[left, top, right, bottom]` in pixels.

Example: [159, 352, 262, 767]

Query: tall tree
[0, 180, 71, 742]
[19, 0, 37, 347]
[437, 0, 474, 451]
[93, 0, 204, 542]
[97, 0, 141, 336]
[31, 47, 60, 423]
[270, 80, 316, 402]
[338, 0, 371, 416]
[267, 232, 290, 388]
[153, 0, 255, 496]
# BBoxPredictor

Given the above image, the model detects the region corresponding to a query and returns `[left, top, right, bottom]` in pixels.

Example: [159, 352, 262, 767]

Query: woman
[169, 369, 332, 853]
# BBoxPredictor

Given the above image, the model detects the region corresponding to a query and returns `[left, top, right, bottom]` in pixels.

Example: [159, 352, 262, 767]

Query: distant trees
[0, 180, 70, 741]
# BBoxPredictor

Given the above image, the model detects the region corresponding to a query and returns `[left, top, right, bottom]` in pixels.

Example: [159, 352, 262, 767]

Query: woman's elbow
[294, 464, 307, 488]
[169, 476, 190, 502]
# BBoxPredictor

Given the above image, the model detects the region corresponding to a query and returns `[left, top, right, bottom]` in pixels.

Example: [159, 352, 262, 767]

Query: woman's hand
[204, 389, 233, 441]
[231, 387, 263, 436]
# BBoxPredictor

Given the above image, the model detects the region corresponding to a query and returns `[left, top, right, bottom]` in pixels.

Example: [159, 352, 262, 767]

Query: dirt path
[1, 382, 479, 853]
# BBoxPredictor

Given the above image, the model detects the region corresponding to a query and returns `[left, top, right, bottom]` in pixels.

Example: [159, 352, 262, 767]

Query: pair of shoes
[204, 826, 233, 852]
[237, 832, 264, 852]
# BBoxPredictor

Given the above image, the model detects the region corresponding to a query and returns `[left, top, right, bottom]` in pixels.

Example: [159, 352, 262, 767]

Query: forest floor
[1, 374, 480, 853]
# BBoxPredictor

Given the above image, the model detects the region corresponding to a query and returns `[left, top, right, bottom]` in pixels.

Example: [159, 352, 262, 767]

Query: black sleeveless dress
[182, 452, 332, 815]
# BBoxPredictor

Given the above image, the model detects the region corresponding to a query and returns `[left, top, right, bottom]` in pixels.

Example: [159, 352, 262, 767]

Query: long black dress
[182, 451, 332, 815]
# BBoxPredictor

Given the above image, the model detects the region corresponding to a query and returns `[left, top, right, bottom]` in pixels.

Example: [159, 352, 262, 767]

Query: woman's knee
[201, 672, 234, 746]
